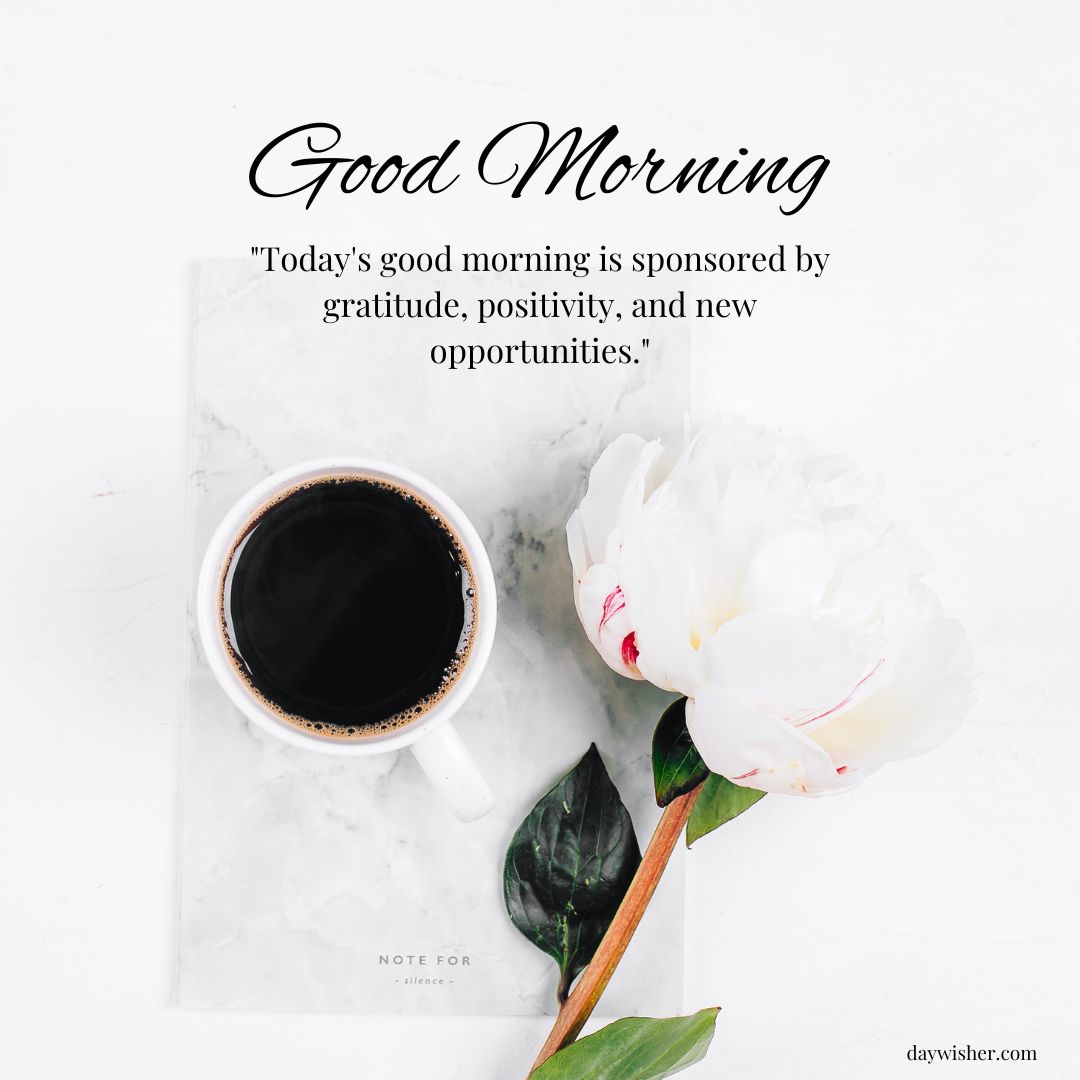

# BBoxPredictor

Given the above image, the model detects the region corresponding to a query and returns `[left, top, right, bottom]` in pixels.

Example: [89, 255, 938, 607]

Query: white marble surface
[179, 262, 690, 1014]
[4, 3, 1077, 1077]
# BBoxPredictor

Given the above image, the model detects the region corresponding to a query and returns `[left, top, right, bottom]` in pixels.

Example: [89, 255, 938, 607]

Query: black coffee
[222, 476, 476, 737]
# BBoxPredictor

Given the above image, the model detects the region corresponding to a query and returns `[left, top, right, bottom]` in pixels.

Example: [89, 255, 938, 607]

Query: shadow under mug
[195, 458, 497, 822]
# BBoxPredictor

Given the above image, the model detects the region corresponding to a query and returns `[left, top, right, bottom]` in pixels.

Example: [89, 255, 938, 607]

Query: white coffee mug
[196, 458, 497, 822]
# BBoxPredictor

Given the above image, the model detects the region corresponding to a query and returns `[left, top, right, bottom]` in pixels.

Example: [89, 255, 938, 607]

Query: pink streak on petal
[731, 768, 760, 780]
[836, 765, 848, 775]
[621, 631, 639, 668]
[790, 657, 886, 728]
[599, 586, 626, 632]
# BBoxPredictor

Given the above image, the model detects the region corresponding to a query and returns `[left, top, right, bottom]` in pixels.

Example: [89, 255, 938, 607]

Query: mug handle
[409, 721, 495, 822]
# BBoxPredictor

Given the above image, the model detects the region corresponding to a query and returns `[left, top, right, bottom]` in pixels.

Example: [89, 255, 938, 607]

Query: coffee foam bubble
[217, 473, 479, 740]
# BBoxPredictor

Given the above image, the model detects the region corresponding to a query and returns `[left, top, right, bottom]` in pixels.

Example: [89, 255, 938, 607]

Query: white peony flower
[566, 417, 974, 796]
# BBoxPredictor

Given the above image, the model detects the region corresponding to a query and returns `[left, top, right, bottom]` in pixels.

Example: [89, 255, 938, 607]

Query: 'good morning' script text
[249, 122, 830, 215]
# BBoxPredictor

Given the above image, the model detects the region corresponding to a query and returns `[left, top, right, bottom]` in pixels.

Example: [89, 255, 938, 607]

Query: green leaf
[504, 744, 641, 1001]
[532, 1008, 720, 1080]
[651, 697, 709, 807]
[686, 773, 766, 847]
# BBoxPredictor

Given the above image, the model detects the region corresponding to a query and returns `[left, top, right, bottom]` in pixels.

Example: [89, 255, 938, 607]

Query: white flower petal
[687, 688, 843, 795]
[566, 508, 589, 579]
[736, 524, 836, 615]
[821, 539, 908, 628]
[574, 563, 644, 680]
[617, 515, 702, 693]
[700, 611, 883, 723]
[812, 618, 974, 769]
[577, 434, 663, 568]
[804, 454, 881, 511]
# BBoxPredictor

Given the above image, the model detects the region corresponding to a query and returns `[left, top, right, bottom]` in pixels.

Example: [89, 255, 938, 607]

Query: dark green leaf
[504, 744, 641, 1001]
[651, 698, 709, 807]
[686, 773, 766, 847]
[532, 1008, 720, 1080]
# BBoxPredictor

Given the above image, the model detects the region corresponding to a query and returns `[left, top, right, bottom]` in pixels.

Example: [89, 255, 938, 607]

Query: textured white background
[1, 2, 1077, 1077]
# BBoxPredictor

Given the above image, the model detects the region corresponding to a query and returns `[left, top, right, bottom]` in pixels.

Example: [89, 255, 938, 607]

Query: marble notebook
[177, 261, 689, 1015]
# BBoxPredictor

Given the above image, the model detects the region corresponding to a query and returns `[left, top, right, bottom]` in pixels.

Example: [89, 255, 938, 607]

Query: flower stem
[528, 783, 704, 1075]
